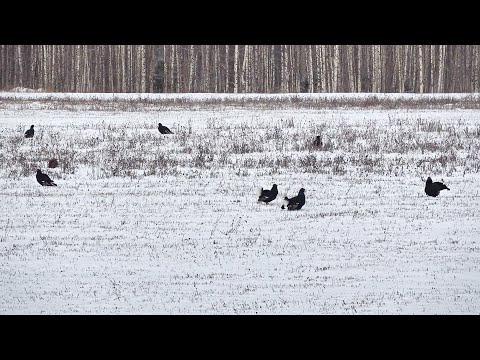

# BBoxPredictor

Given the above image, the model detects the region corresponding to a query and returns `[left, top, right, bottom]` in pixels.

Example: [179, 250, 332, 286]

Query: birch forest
[1, 45, 479, 93]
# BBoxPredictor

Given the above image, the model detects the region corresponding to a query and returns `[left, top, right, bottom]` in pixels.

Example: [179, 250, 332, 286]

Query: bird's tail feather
[281, 196, 289, 209]
[256, 187, 263, 199]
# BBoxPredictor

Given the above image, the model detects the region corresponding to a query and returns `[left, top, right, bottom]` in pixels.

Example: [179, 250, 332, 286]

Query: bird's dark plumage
[24, 125, 34, 138]
[258, 184, 278, 203]
[281, 188, 305, 210]
[36, 169, 57, 186]
[425, 177, 449, 197]
[158, 123, 173, 134]
[313, 135, 322, 147]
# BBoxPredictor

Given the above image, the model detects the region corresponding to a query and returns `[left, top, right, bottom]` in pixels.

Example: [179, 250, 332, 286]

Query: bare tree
[233, 45, 239, 93]
[419, 45, 424, 93]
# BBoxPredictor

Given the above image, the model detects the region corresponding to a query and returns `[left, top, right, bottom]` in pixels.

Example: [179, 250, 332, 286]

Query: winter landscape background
[1, 92, 479, 314]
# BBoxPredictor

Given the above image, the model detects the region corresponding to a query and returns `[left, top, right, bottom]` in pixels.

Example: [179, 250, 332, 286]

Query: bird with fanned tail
[257, 184, 278, 204]
[425, 177, 449, 197]
[281, 188, 305, 210]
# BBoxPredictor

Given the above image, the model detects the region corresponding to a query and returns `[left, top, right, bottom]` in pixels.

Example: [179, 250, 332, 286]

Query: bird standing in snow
[313, 135, 322, 147]
[281, 188, 306, 210]
[257, 184, 278, 204]
[36, 169, 57, 186]
[24, 125, 34, 138]
[425, 177, 449, 197]
[158, 123, 173, 134]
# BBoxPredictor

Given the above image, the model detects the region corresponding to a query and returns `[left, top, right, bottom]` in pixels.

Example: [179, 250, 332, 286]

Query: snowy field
[1, 92, 480, 314]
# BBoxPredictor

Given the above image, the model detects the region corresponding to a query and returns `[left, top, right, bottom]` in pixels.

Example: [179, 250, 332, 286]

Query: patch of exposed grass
[2, 102, 480, 180]
[2, 93, 480, 111]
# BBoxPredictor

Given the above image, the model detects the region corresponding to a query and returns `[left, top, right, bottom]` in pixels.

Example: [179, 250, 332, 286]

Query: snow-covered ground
[1, 93, 479, 314]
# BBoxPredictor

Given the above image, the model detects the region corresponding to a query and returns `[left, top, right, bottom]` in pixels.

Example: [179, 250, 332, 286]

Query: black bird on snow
[425, 177, 449, 197]
[257, 184, 278, 204]
[24, 125, 34, 138]
[36, 169, 57, 186]
[158, 123, 173, 134]
[281, 188, 306, 210]
[313, 135, 322, 147]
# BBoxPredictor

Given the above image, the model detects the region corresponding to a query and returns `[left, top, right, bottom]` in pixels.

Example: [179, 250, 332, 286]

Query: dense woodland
[1, 45, 480, 93]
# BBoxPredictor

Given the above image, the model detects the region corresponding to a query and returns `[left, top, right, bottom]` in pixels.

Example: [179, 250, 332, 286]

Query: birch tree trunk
[419, 45, 424, 93]
[117, 45, 123, 92]
[176, 45, 183, 92]
[430, 45, 435, 92]
[225, 45, 230, 93]
[397, 45, 404, 92]
[123, 45, 132, 92]
[473, 45, 479, 92]
[50, 45, 55, 91]
[0, 45, 5, 89]
[140, 45, 146, 92]
[391, 46, 398, 92]
[357, 45, 362, 92]
[204, 45, 210, 92]
[233, 45, 239, 93]
[242, 45, 249, 93]
[306, 45, 313, 93]
[315, 45, 321, 92]
[213, 45, 219, 93]
[332, 45, 339, 92]
[347, 45, 354, 92]
[405, 45, 412, 92]
[322, 45, 328, 92]
[271, 45, 277, 92]
[444, 45, 452, 92]
[189, 45, 195, 92]
[466, 45, 472, 92]
[412, 46, 418, 92]
[42, 45, 47, 90]
[15, 45, 23, 88]
[281, 45, 287, 92]
[292, 45, 298, 92]
[170, 45, 176, 92]
[477, 45, 480, 93]
[262, 45, 268, 92]
[372, 45, 380, 92]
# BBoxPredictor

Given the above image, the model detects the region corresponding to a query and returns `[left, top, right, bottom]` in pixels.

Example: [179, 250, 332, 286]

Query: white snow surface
[1, 93, 480, 314]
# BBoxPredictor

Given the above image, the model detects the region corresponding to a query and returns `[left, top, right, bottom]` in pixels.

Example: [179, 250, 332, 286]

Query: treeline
[1, 45, 479, 93]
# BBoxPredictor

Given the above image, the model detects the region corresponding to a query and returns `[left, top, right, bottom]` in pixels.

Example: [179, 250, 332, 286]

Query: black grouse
[425, 177, 449, 197]
[158, 123, 173, 134]
[258, 184, 278, 203]
[24, 125, 34, 138]
[313, 135, 322, 147]
[36, 169, 57, 186]
[281, 188, 306, 210]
